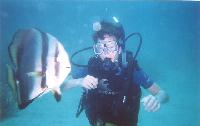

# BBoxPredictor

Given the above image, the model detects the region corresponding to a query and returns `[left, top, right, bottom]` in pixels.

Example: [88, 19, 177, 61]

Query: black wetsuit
[84, 55, 141, 126]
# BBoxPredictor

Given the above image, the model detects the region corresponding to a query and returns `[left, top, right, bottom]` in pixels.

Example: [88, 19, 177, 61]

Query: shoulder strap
[121, 51, 139, 103]
[121, 51, 127, 68]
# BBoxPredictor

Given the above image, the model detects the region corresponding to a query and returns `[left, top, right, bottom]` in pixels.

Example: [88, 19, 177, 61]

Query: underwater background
[0, 1, 200, 126]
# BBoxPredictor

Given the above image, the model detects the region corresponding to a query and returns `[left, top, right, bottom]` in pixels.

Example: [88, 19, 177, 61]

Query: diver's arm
[141, 83, 169, 112]
[63, 75, 84, 90]
[135, 69, 169, 112]
[63, 75, 98, 90]
[147, 83, 169, 103]
[133, 69, 169, 103]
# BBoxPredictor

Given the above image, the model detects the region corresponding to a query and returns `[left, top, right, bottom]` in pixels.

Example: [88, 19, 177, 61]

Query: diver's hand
[81, 75, 98, 90]
[141, 95, 160, 112]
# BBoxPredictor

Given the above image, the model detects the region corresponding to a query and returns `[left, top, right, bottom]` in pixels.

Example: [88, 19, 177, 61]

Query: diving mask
[93, 40, 118, 55]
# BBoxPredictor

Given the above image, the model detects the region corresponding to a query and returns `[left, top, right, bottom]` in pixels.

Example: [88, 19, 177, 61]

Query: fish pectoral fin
[26, 71, 45, 77]
[52, 88, 61, 102]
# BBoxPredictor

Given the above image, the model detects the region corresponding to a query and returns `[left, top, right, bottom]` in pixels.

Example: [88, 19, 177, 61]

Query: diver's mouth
[102, 56, 114, 62]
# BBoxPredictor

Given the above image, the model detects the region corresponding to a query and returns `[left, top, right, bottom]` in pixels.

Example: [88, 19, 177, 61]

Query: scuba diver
[63, 17, 169, 126]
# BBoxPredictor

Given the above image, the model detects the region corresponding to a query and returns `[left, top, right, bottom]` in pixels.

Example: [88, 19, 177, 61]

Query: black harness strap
[121, 51, 135, 103]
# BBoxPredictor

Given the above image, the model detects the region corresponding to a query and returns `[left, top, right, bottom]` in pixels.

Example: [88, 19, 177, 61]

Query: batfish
[7, 28, 71, 109]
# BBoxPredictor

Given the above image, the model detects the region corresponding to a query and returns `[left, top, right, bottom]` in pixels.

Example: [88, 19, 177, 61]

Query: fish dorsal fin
[8, 29, 29, 72]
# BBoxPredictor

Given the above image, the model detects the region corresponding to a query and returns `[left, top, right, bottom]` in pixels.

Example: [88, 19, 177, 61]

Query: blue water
[0, 1, 200, 126]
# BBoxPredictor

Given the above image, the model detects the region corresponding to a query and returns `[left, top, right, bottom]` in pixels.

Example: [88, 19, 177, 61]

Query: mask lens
[107, 41, 118, 52]
[93, 41, 118, 55]
[93, 43, 104, 54]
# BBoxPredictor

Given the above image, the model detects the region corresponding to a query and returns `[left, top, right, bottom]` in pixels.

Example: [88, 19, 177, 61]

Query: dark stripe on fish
[15, 30, 32, 102]
[16, 30, 30, 80]
[40, 31, 49, 88]
[55, 43, 59, 76]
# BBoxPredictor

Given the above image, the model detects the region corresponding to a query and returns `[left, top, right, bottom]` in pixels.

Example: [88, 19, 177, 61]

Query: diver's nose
[103, 47, 109, 53]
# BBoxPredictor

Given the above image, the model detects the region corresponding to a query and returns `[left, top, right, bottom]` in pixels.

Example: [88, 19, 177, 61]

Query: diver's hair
[93, 20, 125, 45]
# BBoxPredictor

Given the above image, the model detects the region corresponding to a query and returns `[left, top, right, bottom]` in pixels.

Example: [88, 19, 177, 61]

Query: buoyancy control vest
[76, 51, 141, 126]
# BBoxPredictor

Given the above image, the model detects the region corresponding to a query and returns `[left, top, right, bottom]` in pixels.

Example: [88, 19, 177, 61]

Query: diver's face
[94, 34, 121, 62]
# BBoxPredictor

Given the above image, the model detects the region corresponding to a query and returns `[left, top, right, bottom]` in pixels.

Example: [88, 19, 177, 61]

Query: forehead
[99, 34, 117, 41]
